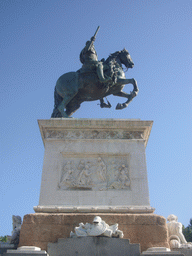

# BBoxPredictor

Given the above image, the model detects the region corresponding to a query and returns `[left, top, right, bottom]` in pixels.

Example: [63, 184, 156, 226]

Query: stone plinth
[18, 213, 169, 252]
[6, 246, 48, 255]
[34, 118, 154, 214]
[141, 247, 185, 255]
[172, 248, 192, 256]
[0, 243, 16, 256]
[142, 253, 184, 256]
[47, 237, 140, 256]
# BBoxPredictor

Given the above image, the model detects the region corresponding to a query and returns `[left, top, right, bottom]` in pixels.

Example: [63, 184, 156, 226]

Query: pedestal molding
[34, 205, 155, 213]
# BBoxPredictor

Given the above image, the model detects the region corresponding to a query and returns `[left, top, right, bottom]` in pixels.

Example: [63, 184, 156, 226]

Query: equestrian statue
[51, 26, 139, 118]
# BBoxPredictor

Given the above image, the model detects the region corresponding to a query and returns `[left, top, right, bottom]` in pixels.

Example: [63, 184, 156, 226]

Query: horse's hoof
[132, 91, 138, 97]
[100, 103, 111, 108]
[116, 103, 128, 110]
[57, 109, 69, 118]
[116, 103, 122, 110]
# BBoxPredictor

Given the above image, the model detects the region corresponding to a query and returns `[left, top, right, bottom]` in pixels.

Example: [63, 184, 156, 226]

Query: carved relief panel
[45, 129, 144, 140]
[58, 155, 131, 191]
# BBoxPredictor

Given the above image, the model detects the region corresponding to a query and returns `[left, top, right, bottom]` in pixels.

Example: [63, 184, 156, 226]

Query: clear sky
[0, 0, 192, 236]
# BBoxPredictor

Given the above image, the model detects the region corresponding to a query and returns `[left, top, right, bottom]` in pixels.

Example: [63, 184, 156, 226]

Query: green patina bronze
[51, 27, 138, 118]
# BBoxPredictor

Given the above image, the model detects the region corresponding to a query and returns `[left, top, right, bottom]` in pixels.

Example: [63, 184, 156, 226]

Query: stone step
[47, 237, 140, 256]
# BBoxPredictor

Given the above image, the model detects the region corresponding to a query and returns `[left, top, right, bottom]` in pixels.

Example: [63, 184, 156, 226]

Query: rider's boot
[96, 62, 111, 83]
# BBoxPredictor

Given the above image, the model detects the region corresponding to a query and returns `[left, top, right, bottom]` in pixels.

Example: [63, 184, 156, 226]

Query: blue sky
[0, 0, 192, 236]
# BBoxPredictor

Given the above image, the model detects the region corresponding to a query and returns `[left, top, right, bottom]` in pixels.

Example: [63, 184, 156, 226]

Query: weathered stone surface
[172, 248, 192, 256]
[34, 119, 154, 214]
[18, 213, 169, 252]
[0, 243, 16, 256]
[141, 247, 185, 255]
[47, 237, 140, 256]
[142, 253, 184, 256]
[5, 254, 48, 256]
[5, 246, 48, 255]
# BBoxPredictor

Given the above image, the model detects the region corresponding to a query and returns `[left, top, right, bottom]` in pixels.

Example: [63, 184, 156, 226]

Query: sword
[87, 26, 100, 51]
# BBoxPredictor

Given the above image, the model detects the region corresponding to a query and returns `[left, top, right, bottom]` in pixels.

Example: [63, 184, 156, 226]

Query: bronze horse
[51, 48, 138, 118]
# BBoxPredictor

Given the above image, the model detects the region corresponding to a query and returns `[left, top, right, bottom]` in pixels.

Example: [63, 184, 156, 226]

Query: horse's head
[119, 48, 134, 69]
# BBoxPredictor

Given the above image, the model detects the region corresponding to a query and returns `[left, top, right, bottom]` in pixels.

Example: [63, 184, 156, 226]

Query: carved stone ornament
[10, 215, 22, 245]
[45, 129, 144, 140]
[70, 216, 124, 238]
[58, 156, 131, 191]
[167, 214, 192, 249]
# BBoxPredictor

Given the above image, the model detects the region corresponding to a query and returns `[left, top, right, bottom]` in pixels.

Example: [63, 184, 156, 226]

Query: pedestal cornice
[38, 118, 153, 147]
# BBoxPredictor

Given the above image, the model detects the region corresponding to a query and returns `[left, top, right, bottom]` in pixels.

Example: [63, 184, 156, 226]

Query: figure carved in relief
[78, 165, 92, 186]
[60, 161, 74, 185]
[96, 157, 107, 182]
[77, 160, 85, 171]
[108, 164, 130, 189]
[119, 164, 130, 187]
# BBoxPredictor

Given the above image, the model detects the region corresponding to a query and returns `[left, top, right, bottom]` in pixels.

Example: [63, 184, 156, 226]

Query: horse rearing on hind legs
[51, 27, 138, 118]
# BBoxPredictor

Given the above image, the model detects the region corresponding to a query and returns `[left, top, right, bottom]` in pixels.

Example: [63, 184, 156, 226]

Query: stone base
[5, 246, 48, 255]
[172, 248, 192, 256]
[37, 119, 153, 211]
[142, 247, 184, 255]
[142, 253, 184, 256]
[48, 237, 140, 256]
[18, 213, 169, 252]
[0, 243, 16, 256]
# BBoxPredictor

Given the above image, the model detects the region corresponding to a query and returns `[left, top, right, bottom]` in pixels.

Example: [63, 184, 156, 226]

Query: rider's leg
[96, 62, 111, 83]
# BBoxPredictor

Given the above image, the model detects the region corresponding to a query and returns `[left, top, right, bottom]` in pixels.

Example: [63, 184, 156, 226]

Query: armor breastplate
[84, 52, 98, 62]
[80, 44, 98, 64]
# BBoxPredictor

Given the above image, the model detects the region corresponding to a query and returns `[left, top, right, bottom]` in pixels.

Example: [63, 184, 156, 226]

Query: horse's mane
[104, 51, 121, 65]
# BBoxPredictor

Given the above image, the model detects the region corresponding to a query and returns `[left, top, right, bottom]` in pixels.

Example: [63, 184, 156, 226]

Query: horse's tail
[51, 87, 63, 118]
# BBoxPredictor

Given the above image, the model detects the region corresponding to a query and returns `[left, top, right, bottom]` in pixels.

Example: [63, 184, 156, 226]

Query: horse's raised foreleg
[99, 98, 112, 108]
[114, 78, 139, 110]
[117, 78, 139, 92]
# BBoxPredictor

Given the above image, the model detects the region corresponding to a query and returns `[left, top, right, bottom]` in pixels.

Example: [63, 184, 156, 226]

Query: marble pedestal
[34, 118, 154, 213]
[19, 119, 170, 252]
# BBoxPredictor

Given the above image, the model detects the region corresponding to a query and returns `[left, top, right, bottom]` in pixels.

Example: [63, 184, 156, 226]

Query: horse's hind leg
[100, 98, 112, 108]
[57, 91, 78, 117]
[51, 88, 64, 118]
[66, 101, 81, 117]
[51, 88, 74, 118]
[57, 99, 70, 117]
